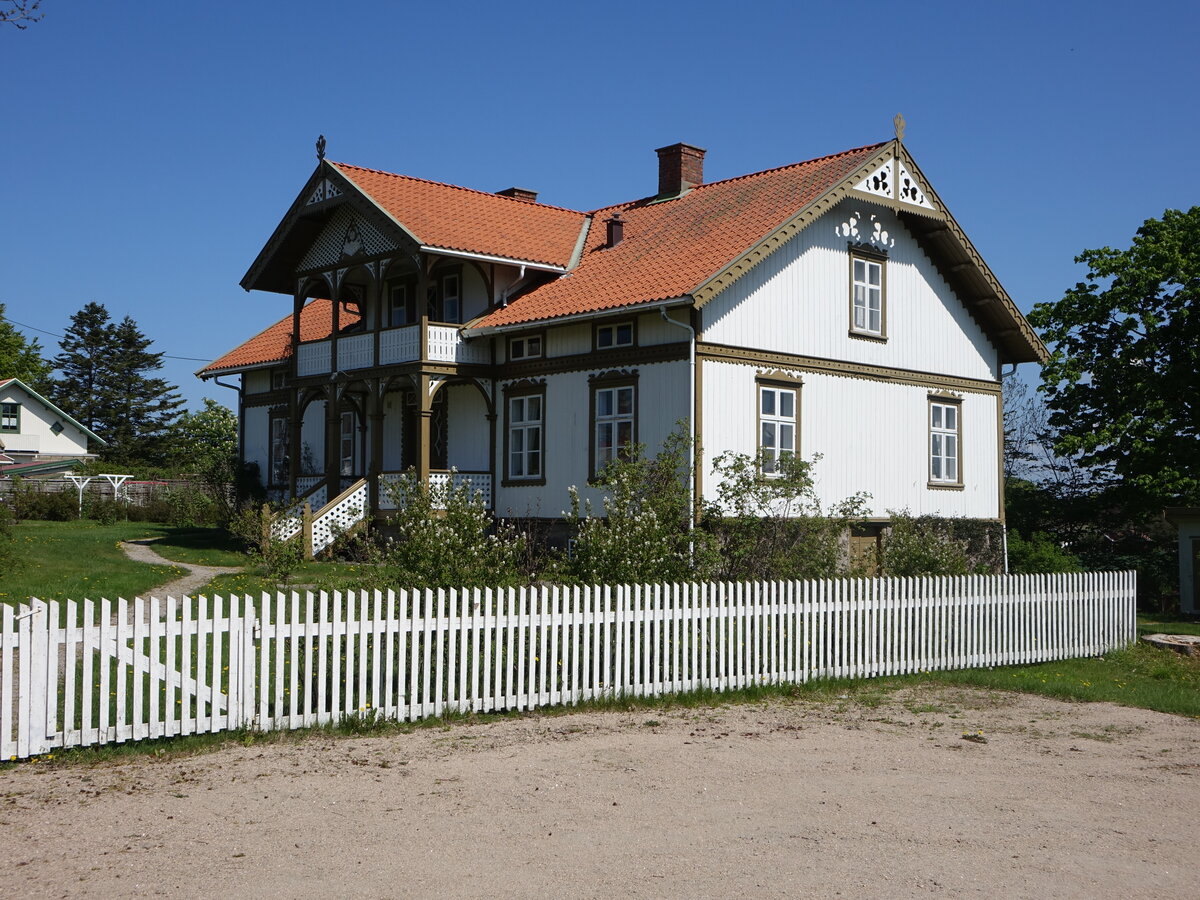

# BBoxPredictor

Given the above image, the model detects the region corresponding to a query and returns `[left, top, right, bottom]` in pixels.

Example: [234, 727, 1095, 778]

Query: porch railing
[295, 323, 487, 376]
[378, 471, 493, 510]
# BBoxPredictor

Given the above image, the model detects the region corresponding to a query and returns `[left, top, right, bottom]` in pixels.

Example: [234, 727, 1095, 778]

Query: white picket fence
[0, 572, 1136, 760]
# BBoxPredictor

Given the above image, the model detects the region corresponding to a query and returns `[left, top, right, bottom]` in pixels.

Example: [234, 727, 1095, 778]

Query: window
[596, 321, 634, 349]
[271, 370, 286, 391]
[758, 384, 796, 475]
[509, 335, 543, 360]
[269, 415, 288, 485]
[592, 381, 635, 475]
[929, 399, 961, 485]
[340, 411, 355, 476]
[388, 283, 413, 327]
[440, 273, 460, 323]
[0, 403, 19, 432]
[507, 393, 544, 481]
[850, 250, 886, 337]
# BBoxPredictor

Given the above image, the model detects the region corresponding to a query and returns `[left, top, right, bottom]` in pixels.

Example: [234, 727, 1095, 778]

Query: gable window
[758, 383, 797, 475]
[590, 376, 636, 476]
[269, 414, 289, 486]
[509, 335, 543, 361]
[0, 402, 19, 432]
[929, 398, 961, 486]
[850, 249, 886, 338]
[506, 392, 544, 482]
[272, 370, 287, 391]
[596, 321, 634, 350]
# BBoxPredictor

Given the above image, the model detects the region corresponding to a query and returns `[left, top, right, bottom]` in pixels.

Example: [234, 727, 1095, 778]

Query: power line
[0, 312, 214, 363]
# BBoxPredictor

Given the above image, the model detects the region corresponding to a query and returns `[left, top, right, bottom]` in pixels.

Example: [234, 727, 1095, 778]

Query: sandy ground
[1, 686, 1198, 899]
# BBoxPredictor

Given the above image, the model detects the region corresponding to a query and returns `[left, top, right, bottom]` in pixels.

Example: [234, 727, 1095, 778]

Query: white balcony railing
[428, 325, 490, 364]
[379, 325, 420, 365]
[378, 471, 492, 510]
[296, 340, 331, 376]
[337, 333, 373, 370]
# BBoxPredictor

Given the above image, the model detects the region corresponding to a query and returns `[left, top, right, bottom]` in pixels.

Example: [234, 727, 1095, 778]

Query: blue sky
[1, 0, 1196, 410]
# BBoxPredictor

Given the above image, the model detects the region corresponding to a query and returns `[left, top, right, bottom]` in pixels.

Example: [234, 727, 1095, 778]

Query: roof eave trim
[464, 296, 692, 337]
[196, 359, 281, 379]
[419, 245, 567, 273]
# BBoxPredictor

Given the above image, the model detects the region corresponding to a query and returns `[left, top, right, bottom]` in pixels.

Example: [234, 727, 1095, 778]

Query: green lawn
[146, 528, 248, 567]
[1, 521, 185, 604]
[202, 560, 375, 596]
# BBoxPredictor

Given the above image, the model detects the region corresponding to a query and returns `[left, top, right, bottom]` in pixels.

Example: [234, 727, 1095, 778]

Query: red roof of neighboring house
[200, 299, 358, 376]
[330, 163, 587, 269]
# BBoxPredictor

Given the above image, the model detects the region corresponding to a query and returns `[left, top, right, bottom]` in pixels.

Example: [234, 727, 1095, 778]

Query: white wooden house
[0, 377, 104, 476]
[200, 136, 1045, 541]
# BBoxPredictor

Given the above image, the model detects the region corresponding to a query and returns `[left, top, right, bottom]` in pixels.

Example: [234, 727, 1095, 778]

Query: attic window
[0, 403, 18, 432]
[50, 420, 64, 436]
[596, 322, 634, 349]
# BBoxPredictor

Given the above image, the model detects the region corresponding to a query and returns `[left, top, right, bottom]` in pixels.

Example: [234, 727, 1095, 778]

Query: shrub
[227, 503, 307, 584]
[879, 513, 972, 576]
[1006, 528, 1083, 574]
[0, 499, 15, 575]
[704, 451, 870, 580]
[376, 471, 526, 590]
[10, 483, 79, 521]
[562, 429, 716, 585]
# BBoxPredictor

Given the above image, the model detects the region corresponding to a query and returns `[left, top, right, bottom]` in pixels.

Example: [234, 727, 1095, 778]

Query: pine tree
[0, 302, 53, 390]
[50, 303, 184, 464]
[105, 315, 184, 463]
[49, 301, 114, 434]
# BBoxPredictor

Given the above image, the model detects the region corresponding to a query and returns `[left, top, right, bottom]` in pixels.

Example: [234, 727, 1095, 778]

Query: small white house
[200, 134, 1046, 539]
[0, 377, 104, 477]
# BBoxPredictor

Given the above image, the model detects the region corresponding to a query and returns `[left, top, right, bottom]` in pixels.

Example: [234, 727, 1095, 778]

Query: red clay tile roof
[477, 143, 886, 328]
[199, 299, 358, 376]
[209, 143, 888, 372]
[330, 162, 587, 269]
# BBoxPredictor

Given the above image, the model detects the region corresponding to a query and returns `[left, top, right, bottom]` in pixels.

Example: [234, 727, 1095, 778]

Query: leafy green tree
[168, 398, 237, 472]
[1029, 208, 1200, 502]
[0, 302, 52, 390]
[50, 303, 183, 464]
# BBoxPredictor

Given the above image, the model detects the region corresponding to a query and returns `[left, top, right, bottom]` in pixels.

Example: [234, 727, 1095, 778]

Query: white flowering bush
[705, 451, 871, 580]
[377, 471, 526, 589]
[562, 429, 717, 585]
[878, 511, 972, 576]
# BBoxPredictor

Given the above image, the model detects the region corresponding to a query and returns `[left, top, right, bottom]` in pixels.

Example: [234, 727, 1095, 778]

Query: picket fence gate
[1, 571, 1136, 760]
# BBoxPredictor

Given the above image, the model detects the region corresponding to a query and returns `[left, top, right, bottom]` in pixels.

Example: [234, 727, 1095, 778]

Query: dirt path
[119, 539, 243, 599]
[2, 686, 1197, 898]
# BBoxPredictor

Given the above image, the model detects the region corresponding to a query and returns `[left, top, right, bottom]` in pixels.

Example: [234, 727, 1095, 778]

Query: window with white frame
[593, 383, 635, 474]
[0, 402, 19, 432]
[340, 411, 355, 476]
[851, 252, 885, 336]
[507, 393, 544, 480]
[510, 335, 543, 360]
[596, 321, 633, 349]
[758, 384, 796, 474]
[929, 400, 960, 484]
[269, 415, 288, 485]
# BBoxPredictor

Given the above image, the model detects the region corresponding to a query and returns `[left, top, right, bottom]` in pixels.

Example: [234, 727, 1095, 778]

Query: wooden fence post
[302, 503, 313, 560]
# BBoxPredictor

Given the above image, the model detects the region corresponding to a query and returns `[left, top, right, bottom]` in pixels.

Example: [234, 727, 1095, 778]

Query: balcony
[295, 324, 489, 377]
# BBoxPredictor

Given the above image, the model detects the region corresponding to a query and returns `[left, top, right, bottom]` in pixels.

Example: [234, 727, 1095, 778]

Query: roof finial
[893, 113, 905, 143]
[316, 134, 327, 161]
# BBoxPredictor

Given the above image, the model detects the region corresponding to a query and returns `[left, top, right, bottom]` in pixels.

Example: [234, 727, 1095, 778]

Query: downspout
[211, 374, 245, 465]
[659, 307, 697, 534]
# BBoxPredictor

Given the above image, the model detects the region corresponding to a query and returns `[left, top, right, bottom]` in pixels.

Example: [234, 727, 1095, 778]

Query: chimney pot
[655, 142, 706, 198]
[497, 187, 538, 202]
[606, 213, 625, 247]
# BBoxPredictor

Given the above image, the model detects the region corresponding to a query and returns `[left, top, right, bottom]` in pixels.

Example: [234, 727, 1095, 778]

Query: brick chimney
[497, 187, 538, 202]
[655, 142, 706, 198]
[605, 213, 624, 247]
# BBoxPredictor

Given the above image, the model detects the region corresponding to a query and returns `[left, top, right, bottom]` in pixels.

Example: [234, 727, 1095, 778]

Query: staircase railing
[309, 478, 368, 557]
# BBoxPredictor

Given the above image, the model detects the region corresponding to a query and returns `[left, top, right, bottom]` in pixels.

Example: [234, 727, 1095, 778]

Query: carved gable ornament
[306, 178, 343, 206]
[851, 152, 938, 213]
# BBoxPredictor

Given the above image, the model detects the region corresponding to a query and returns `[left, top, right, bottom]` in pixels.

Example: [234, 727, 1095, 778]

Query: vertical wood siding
[701, 359, 1000, 519]
[700, 198, 999, 383]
